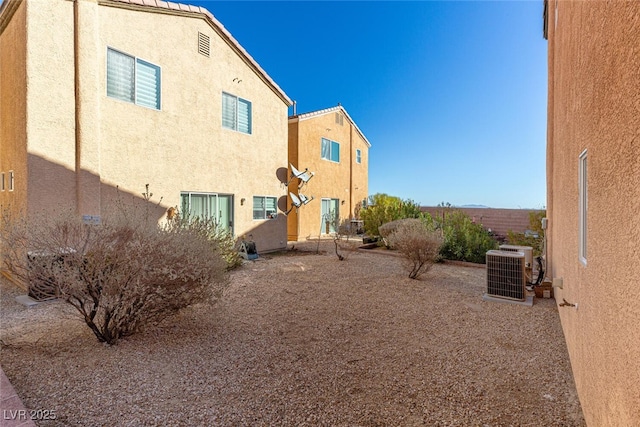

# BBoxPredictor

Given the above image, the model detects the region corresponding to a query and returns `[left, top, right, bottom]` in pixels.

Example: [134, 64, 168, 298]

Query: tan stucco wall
[2, 0, 290, 252]
[546, 1, 640, 425]
[0, 0, 28, 217]
[288, 110, 369, 240]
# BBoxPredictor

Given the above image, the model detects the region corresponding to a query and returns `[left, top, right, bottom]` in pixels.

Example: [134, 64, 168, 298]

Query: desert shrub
[506, 210, 546, 256]
[387, 220, 443, 279]
[1, 208, 228, 345]
[437, 210, 498, 264]
[360, 193, 424, 237]
[166, 212, 242, 270]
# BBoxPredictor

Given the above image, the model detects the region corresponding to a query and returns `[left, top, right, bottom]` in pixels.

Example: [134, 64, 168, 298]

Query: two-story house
[287, 105, 370, 241]
[0, 0, 292, 254]
[544, 0, 640, 425]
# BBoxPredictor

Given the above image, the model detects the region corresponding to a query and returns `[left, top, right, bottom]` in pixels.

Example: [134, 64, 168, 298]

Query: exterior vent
[486, 250, 526, 301]
[499, 244, 533, 268]
[335, 112, 344, 126]
[198, 32, 210, 57]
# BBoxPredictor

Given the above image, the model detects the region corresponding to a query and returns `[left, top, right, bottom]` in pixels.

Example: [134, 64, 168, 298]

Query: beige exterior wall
[546, 1, 640, 425]
[0, 0, 291, 253]
[288, 107, 369, 240]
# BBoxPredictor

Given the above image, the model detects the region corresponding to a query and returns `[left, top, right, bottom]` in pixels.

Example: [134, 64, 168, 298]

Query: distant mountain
[460, 204, 490, 208]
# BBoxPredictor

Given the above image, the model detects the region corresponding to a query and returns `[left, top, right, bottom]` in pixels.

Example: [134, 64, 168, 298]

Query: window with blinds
[321, 138, 340, 163]
[107, 48, 161, 110]
[253, 196, 277, 220]
[222, 92, 252, 134]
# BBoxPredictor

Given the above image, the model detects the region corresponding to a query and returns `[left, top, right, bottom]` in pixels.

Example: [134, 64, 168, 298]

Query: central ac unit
[486, 250, 526, 301]
[499, 245, 533, 268]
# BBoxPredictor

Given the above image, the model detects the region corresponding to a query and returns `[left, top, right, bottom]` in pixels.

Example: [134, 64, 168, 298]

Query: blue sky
[191, 1, 548, 209]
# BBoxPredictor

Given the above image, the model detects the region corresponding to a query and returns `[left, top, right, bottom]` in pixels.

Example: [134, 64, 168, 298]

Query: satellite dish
[299, 193, 314, 205]
[290, 192, 302, 208]
[288, 163, 315, 188]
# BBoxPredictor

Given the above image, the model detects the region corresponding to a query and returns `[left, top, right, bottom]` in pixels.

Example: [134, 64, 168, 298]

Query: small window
[198, 32, 210, 57]
[107, 48, 161, 110]
[1, 172, 4, 191]
[321, 138, 340, 162]
[579, 149, 587, 264]
[8, 171, 14, 191]
[253, 196, 277, 220]
[222, 92, 252, 134]
[356, 149, 362, 164]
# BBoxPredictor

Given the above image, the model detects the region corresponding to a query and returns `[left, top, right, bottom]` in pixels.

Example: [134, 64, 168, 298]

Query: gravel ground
[0, 241, 585, 426]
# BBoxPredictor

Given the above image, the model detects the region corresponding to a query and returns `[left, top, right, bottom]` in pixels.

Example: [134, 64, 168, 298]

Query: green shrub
[506, 210, 546, 256]
[437, 210, 498, 264]
[360, 193, 424, 237]
[387, 220, 443, 279]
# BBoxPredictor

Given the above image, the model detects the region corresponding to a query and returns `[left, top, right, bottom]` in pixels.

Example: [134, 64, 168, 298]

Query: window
[1, 172, 4, 191]
[222, 92, 252, 134]
[579, 150, 587, 264]
[356, 149, 362, 164]
[8, 171, 14, 191]
[107, 48, 161, 110]
[253, 196, 277, 220]
[180, 192, 233, 232]
[321, 138, 340, 162]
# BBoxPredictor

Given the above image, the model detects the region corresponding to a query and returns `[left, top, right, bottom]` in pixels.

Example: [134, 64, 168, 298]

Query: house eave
[98, 0, 292, 106]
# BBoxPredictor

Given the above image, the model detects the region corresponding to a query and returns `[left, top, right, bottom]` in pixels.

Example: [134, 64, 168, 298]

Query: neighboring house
[421, 206, 544, 241]
[287, 105, 370, 241]
[0, 0, 292, 257]
[544, 1, 640, 425]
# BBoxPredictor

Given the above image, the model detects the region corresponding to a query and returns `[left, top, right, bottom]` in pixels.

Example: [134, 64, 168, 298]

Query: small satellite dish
[290, 192, 302, 208]
[288, 164, 315, 188]
[299, 193, 314, 205]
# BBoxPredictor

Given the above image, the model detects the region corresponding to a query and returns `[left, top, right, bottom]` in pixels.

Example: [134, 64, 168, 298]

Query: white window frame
[106, 47, 161, 110]
[321, 138, 340, 163]
[222, 92, 252, 134]
[253, 196, 278, 220]
[356, 148, 362, 164]
[579, 149, 587, 264]
[180, 191, 234, 232]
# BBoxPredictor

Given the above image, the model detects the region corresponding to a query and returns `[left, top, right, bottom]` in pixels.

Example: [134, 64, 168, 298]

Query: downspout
[349, 116, 353, 221]
[73, 0, 81, 215]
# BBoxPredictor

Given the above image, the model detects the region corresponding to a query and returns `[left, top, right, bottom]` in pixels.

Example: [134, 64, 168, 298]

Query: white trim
[579, 149, 587, 265]
[290, 105, 371, 148]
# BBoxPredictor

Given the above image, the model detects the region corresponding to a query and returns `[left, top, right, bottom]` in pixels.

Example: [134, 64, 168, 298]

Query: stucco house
[287, 105, 370, 241]
[0, 0, 292, 254]
[544, 0, 640, 425]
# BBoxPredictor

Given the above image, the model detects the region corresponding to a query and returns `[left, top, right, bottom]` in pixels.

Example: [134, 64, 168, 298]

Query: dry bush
[388, 220, 443, 279]
[1, 208, 228, 345]
[379, 218, 423, 248]
[330, 218, 361, 261]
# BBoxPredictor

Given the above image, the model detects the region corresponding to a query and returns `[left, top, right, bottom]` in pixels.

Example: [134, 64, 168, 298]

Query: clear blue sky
[191, 1, 548, 209]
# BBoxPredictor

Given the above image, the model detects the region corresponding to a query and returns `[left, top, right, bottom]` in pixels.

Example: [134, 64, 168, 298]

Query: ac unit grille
[486, 250, 526, 301]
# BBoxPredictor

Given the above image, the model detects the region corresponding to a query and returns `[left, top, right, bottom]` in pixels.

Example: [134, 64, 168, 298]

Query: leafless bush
[379, 218, 422, 248]
[1, 208, 228, 345]
[331, 218, 360, 261]
[387, 220, 443, 279]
